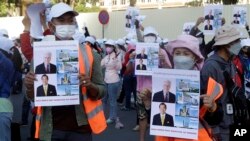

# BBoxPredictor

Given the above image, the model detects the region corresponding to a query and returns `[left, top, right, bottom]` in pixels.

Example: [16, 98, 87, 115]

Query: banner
[135, 43, 159, 76]
[150, 69, 200, 140]
[33, 41, 80, 106]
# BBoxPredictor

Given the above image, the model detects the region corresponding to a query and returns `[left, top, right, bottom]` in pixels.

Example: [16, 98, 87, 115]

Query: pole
[102, 24, 104, 38]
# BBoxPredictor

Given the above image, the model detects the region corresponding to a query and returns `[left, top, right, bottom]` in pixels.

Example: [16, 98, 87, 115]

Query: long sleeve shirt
[101, 52, 122, 83]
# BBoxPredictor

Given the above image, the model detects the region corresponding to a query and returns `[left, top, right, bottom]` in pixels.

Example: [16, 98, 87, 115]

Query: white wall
[1, 5, 250, 42]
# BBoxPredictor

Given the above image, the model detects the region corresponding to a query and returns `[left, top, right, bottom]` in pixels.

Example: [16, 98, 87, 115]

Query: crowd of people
[1, 2, 250, 141]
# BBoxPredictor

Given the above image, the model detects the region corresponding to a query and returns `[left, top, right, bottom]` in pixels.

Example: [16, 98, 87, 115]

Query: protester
[155, 35, 223, 141]
[101, 39, 124, 129]
[201, 25, 248, 141]
[0, 36, 22, 141]
[135, 20, 172, 141]
[24, 3, 106, 141]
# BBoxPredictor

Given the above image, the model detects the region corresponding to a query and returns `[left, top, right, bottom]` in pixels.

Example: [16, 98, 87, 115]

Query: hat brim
[213, 35, 241, 47]
[50, 11, 78, 21]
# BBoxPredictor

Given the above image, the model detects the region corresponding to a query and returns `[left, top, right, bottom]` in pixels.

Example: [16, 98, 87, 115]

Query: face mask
[144, 36, 156, 43]
[55, 25, 76, 40]
[106, 47, 113, 54]
[173, 56, 195, 70]
[229, 42, 241, 55]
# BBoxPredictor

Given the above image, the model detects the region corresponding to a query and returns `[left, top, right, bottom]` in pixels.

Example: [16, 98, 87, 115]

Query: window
[112, 0, 117, 5]
[121, 0, 126, 5]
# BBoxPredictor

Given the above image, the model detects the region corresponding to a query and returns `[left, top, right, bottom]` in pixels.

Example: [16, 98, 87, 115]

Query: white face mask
[173, 56, 195, 70]
[55, 25, 76, 40]
[144, 36, 156, 43]
[229, 42, 241, 55]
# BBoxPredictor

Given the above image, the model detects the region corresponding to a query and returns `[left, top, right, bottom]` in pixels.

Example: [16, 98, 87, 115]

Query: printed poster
[204, 5, 223, 35]
[125, 6, 140, 32]
[182, 22, 195, 35]
[232, 6, 247, 27]
[27, 3, 46, 37]
[150, 69, 200, 140]
[33, 41, 80, 106]
[135, 43, 159, 76]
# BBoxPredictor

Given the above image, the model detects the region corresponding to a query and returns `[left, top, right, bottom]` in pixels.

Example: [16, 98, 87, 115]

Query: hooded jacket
[201, 53, 235, 135]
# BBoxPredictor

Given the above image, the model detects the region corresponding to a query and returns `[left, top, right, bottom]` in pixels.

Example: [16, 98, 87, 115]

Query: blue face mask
[229, 42, 242, 55]
[173, 56, 195, 70]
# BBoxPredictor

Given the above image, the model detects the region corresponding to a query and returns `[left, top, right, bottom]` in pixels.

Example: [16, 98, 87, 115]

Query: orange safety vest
[35, 45, 107, 139]
[155, 77, 223, 141]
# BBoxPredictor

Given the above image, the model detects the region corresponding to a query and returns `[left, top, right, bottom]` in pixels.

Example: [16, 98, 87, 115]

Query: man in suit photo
[152, 103, 174, 127]
[136, 48, 148, 59]
[233, 17, 240, 24]
[35, 52, 57, 74]
[204, 20, 213, 30]
[233, 11, 241, 18]
[153, 80, 176, 103]
[136, 59, 147, 70]
[205, 10, 214, 20]
[36, 74, 57, 97]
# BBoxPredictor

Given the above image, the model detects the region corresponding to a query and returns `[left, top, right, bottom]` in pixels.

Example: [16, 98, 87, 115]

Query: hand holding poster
[135, 43, 159, 76]
[33, 41, 80, 106]
[204, 5, 223, 35]
[151, 69, 200, 140]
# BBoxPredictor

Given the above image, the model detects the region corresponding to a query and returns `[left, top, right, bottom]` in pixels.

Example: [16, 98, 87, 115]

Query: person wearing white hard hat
[84, 36, 103, 55]
[101, 39, 124, 129]
[25, 3, 106, 141]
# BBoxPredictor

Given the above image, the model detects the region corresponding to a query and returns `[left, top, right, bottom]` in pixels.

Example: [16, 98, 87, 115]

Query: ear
[48, 21, 55, 33]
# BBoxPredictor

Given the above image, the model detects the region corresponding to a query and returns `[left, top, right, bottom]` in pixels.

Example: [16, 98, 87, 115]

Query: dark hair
[159, 102, 167, 109]
[41, 74, 49, 80]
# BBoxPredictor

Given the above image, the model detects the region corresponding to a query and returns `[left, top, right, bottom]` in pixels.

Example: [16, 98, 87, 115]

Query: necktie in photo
[47, 64, 50, 73]
[161, 115, 165, 126]
[43, 86, 47, 96]
[166, 93, 169, 102]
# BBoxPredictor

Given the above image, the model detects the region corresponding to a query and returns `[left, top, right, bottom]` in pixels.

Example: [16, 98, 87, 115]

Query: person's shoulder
[154, 113, 160, 117]
[155, 90, 162, 94]
[166, 113, 173, 118]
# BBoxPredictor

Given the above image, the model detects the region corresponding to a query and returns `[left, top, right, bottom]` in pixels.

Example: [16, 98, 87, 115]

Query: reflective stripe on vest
[35, 106, 42, 139]
[79, 45, 107, 134]
[200, 77, 223, 118]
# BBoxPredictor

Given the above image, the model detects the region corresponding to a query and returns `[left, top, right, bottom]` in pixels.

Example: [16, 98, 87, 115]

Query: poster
[232, 6, 247, 27]
[27, 3, 46, 37]
[33, 41, 80, 106]
[182, 22, 195, 35]
[150, 69, 200, 140]
[204, 5, 223, 35]
[125, 6, 140, 32]
[135, 43, 159, 76]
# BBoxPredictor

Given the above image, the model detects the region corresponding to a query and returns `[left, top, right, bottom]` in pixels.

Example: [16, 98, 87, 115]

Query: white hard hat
[116, 39, 125, 46]
[143, 26, 158, 36]
[85, 36, 95, 45]
[105, 39, 115, 46]
[48, 2, 78, 21]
